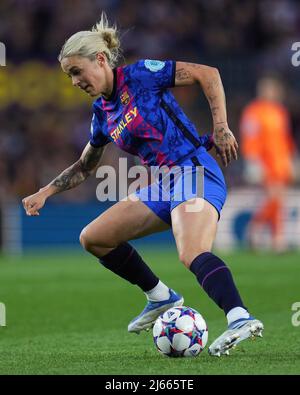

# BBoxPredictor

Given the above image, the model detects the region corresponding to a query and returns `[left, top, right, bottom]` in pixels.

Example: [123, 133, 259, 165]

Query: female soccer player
[22, 14, 263, 356]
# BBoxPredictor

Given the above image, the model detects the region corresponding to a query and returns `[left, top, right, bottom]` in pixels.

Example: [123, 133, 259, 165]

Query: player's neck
[101, 68, 115, 101]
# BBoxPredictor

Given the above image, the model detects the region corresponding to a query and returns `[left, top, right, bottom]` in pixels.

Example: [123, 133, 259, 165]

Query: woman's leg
[250, 183, 286, 252]
[80, 195, 183, 333]
[171, 198, 246, 313]
[80, 195, 169, 256]
[171, 197, 263, 356]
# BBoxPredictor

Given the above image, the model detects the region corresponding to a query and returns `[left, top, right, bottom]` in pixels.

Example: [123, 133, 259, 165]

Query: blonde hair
[58, 12, 121, 67]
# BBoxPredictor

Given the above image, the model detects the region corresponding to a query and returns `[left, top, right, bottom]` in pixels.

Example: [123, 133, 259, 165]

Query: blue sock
[99, 242, 159, 292]
[190, 252, 246, 314]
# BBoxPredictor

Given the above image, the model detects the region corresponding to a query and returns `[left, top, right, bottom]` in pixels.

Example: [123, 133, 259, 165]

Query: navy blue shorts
[135, 150, 227, 226]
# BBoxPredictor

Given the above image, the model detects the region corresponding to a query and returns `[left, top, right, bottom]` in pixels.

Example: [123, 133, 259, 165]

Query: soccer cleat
[208, 316, 264, 357]
[128, 289, 184, 334]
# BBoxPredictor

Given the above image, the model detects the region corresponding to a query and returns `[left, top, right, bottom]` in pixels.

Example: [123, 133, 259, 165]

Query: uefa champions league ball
[153, 306, 208, 357]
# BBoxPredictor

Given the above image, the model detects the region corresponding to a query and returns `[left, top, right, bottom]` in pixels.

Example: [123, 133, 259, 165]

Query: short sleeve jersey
[90, 59, 207, 167]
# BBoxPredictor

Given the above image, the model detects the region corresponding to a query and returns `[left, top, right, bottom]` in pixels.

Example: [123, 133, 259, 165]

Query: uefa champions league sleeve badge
[144, 59, 165, 72]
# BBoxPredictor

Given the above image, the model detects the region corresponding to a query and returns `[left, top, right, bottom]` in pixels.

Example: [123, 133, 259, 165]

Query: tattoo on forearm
[176, 62, 227, 124]
[51, 146, 103, 192]
[82, 145, 103, 171]
[51, 162, 88, 192]
[205, 76, 227, 124]
[211, 107, 219, 116]
[207, 78, 219, 92]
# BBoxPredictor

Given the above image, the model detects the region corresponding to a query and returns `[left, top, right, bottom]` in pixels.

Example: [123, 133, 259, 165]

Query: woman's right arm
[22, 142, 104, 216]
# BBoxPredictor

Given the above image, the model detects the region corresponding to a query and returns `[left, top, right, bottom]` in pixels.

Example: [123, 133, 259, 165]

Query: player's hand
[22, 191, 47, 216]
[212, 125, 238, 167]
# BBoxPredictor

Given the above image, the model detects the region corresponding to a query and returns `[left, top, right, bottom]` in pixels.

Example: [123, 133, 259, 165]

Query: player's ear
[96, 52, 105, 66]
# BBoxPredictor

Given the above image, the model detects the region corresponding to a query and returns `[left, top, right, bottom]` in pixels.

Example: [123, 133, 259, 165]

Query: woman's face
[61, 54, 111, 97]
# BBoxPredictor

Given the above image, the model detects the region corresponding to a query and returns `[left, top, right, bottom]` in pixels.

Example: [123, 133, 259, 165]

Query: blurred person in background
[240, 75, 297, 253]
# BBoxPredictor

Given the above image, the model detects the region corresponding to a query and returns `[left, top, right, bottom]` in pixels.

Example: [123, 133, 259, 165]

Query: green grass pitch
[0, 248, 299, 375]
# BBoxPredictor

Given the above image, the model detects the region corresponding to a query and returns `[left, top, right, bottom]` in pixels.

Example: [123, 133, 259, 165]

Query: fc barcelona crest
[120, 91, 130, 105]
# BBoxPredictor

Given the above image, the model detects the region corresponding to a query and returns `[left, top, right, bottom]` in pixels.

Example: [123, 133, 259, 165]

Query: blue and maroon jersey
[90, 59, 212, 167]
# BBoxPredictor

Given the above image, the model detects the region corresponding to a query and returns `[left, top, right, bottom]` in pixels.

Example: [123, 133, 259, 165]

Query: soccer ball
[153, 306, 208, 357]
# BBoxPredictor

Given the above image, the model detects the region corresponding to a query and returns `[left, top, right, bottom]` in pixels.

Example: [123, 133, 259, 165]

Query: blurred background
[1, 0, 300, 252]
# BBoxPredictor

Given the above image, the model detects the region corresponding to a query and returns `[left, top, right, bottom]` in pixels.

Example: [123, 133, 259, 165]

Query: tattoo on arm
[211, 106, 219, 116]
[185, 63, 204, 70]
[175, 68, 192, 82]
[81, 144, 104, 171]
[50, 145, 103, 192]
[175, 62, 228, 125]
[175, 63, 204, 84]
[213, 127, 233, 147]
[205, 75, 227, 125]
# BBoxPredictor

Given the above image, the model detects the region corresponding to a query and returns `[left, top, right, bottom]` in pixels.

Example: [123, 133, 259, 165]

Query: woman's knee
[79, 227, 94, 251]
[79, 225, 117, 252]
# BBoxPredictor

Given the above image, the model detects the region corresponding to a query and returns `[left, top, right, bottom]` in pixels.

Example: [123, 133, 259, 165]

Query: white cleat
[128, 289, 184, 334]
[208, 317, 264, 357]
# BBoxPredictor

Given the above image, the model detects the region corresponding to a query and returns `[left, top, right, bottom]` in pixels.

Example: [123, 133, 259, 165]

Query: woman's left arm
[175, 61, 238, 166]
